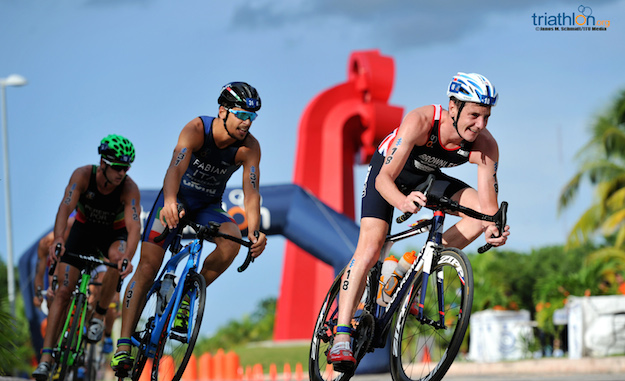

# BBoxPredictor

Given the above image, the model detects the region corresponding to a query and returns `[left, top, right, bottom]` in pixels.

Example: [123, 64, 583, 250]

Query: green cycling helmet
[98, 134, 135, 164]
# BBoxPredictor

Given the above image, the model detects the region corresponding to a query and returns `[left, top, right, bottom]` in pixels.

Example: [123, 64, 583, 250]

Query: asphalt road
[351, 373, 625, 381]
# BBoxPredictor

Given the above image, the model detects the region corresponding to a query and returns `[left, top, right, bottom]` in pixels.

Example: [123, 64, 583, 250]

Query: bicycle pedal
[169, 331, 188, 343]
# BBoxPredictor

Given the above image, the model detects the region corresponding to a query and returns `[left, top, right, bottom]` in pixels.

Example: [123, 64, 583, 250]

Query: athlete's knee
[219, 239, 241, 257]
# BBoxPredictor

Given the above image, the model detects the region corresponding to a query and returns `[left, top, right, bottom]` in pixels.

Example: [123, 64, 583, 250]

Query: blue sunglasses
[228, 109, 258, 122]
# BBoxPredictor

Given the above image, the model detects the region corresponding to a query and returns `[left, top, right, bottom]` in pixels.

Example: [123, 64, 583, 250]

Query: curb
[446, 356, 625, 375]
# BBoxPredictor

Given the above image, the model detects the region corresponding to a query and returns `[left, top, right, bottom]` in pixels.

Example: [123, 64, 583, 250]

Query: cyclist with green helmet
[33, 134, 142, 381]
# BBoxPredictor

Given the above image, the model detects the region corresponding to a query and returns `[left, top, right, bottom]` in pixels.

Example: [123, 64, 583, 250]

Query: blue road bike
[125, 218, 255, 381]
[310, 175, 508, 381]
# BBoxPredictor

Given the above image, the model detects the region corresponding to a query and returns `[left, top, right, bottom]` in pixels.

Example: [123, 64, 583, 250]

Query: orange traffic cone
[269, 363, 277, 381]
[139, 359, 153, 381]
[182, 353, 198, 381]
[161, 355, 175, 381]
[199, 352, 213, 381]
[422, 346, 431, 363]
[283, 363, 292, 381]
[214, 348, 225, 380]
[294, 363, 303, 381]
[253, 363, 264, 380]
[224, 351, 240, 380]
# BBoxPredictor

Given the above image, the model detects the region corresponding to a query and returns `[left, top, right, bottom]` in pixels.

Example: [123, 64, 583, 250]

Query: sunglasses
[228, 109, 257, 122]
[103, 158, 131, 172]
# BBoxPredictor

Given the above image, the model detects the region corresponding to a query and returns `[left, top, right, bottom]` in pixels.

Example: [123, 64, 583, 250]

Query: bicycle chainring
[352, 311, 375, 363]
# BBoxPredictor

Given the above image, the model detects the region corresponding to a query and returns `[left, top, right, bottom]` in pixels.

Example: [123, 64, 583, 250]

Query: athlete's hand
[118, 258, 133, 278]
[33, 289, 43, 308]
[399, 191, 427, 214]
[49, 239, 65, 261]
[160, 201, 185, 229]
[485, 224, 510, 247]
[249, 231, 267, 258]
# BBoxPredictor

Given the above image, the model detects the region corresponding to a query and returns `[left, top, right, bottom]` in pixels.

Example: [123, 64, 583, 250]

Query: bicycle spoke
[391, 248, 473, 381]
[152, 272, 206, 381]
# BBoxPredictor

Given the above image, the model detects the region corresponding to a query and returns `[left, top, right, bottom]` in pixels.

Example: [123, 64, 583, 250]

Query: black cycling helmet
[218, 82, 261, 112]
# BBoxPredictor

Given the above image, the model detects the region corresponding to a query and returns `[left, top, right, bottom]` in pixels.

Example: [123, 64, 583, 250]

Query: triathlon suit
[143, 116, 242, 249]
[62, 165, 128, 269]
[361, 104, 473, 223]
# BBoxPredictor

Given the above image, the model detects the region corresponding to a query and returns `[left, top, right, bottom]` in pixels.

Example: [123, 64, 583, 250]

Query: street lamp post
[1, 74, 27, 314]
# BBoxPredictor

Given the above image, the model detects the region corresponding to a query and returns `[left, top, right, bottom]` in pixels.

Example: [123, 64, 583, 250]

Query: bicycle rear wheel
[85, 341, 102, 381]
[130, 284, 161, 381]
[309, 270, 350, 381]
[152, 272, 206, 381]
[390, 247, 473, 381]
[309, 266, 376, 381]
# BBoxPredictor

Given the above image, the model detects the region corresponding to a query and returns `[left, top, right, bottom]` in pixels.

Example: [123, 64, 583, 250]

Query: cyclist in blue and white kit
[112, 82, 267, 373]
[328, 73, 511, 371]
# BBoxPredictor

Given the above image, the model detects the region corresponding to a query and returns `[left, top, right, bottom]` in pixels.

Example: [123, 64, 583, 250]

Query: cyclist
[327, 73, 511, 371]
[111, 82, 267, 374]
[33, 218, 74, 309]
[32, 135, 141, 380]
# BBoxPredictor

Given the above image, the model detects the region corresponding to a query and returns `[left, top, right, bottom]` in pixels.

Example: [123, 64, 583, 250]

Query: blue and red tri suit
[143, 116, 243, 248]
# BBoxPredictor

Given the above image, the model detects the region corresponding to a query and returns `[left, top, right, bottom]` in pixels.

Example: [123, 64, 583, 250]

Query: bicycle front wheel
[130, 283, 161, 381]
[390, 248, 474, 381]
[152, 272, 206, 381]
[58, 293, 87, 381]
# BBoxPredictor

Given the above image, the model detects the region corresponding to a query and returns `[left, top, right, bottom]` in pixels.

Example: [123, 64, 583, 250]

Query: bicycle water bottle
[158, 272, 176, 315]
[376, 256, 399, 307]
[381, 251, 417, 305]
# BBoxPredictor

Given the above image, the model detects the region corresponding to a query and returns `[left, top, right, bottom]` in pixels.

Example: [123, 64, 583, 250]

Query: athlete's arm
[33, 233, 53, 307]
[376, 107, 432, 213]
[118, 178, 142, 277]
[237, 135, 267, 258]
[50, 166, 90, 259]
[161, 118, 205, 229]
[470, 131, 509, 246]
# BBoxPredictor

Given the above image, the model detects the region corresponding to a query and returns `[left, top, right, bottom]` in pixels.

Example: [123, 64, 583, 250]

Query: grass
[233, 342, 310, 373]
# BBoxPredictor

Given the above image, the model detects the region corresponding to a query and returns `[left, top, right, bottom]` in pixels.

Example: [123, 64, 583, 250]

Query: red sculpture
[273, 50, 404, 340]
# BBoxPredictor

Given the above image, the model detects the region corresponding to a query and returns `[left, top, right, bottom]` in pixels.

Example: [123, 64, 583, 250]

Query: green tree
[194, 297, 276, 353]
[559, 88, 625, 248]
[0, 259, 35, 376]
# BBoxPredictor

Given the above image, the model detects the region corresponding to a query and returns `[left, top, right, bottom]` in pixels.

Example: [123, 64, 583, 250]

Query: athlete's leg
[89, 240, 128, 342]
[334, 217, 389, 343]
[38, 263, 81, 364]
[443, 187, 484, 249]
[114, 242, 166, 354]
[199, 221, 242, 286]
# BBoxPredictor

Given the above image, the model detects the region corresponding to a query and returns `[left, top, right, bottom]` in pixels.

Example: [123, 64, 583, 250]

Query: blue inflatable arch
[19, 184, 389, 373]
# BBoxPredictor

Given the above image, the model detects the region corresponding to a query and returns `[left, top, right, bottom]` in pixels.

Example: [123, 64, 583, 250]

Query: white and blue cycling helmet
[447, 72, 498, 107]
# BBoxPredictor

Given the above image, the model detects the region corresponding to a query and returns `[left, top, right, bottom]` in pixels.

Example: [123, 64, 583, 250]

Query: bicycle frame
[55, 269, 92, 367]
[360, 211, 445, 350]
[132, 237, 204, 358]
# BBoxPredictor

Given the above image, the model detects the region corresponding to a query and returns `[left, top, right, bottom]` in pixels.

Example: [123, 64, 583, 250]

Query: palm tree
[559, 89, 625, 248]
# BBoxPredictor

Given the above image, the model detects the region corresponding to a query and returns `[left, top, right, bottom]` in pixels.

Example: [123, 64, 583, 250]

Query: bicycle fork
[416, 241, 445, 329]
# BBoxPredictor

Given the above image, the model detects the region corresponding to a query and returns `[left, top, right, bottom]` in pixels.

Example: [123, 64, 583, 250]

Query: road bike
[309, 175, 508, 381]
[124, 218, 255, 381]
[48, 245, 126, 381]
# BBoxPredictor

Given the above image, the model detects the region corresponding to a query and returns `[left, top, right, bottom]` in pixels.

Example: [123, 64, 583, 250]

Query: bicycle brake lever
[237, 230, 259, 273]
[396, 174, 435, 224]
[477, 202, 508, 254]
[117, 259, 129, 292]
[49, 243, 62, 276]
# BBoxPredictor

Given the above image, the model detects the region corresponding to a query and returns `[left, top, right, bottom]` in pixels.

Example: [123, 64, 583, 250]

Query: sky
[1, 0, 624, 337]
